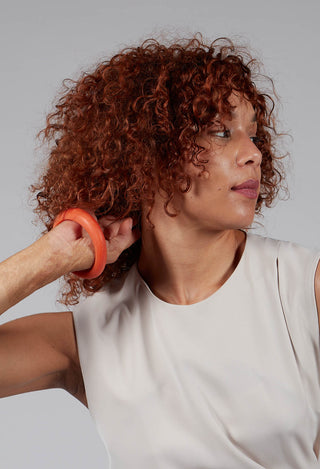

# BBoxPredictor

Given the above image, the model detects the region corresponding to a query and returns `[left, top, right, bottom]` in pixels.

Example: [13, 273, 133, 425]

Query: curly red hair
[31, 35, 286, 306]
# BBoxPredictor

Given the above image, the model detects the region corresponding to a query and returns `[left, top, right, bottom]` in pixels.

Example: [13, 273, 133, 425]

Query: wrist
[0, 232, 78, 315]
[25, 232, 76, 290]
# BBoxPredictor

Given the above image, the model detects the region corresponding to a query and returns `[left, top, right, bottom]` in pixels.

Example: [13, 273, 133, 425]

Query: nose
[236, 134, 262, 167]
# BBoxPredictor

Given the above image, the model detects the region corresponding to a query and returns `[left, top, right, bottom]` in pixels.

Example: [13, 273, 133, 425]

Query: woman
[1, 36, 320, 468]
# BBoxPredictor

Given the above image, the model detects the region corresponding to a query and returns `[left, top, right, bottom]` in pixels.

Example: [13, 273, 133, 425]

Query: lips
[231, 179, 260, 199]
[232, 179, 259, 190]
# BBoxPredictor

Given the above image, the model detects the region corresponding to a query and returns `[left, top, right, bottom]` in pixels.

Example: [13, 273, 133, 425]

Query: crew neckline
[134, 231, 252, 310]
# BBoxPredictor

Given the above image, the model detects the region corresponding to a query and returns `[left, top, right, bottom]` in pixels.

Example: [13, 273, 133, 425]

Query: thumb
[117, 217, 134, 236]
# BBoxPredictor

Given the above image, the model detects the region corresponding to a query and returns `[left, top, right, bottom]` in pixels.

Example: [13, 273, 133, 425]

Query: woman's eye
[250, 136, 261, 145]
[208, 129, 230, 138]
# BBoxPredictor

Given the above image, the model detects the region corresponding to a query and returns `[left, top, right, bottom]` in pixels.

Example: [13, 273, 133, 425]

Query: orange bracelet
[53, 208, 107, 279]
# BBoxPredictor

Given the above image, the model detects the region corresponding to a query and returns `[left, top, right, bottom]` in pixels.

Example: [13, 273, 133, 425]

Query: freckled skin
[171, 93, 262, 233]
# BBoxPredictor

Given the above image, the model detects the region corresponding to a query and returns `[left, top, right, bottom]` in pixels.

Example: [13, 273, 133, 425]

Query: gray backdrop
[0, 0, 319, 467]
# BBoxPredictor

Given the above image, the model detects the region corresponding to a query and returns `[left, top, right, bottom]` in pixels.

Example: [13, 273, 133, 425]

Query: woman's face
[172, 92, 262, 232]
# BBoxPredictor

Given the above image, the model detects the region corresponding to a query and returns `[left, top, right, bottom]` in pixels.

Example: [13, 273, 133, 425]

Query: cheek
[185, 147, 232, 194]
[199, 158, 232, 192]
[189, 173, 228, 200]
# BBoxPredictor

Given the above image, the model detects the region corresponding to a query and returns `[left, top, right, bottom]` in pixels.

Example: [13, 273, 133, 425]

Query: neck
[137, 214, 246, 305]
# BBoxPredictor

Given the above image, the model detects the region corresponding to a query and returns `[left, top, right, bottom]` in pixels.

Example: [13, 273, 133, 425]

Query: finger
[102, 218, 134, 240]
[98, 215, 120, 227]
[105, 223, 141, 263]
[100, 219, 122, 239]
[118, 218, 133, 236]
[120, 224, 141, 249]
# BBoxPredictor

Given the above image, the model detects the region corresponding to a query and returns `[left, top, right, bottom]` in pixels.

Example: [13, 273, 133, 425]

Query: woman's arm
[0, 215, 139, 315]
[0, 223, 93, 315]
[0, 311, 81, 400]
[0, 216, 140, 401]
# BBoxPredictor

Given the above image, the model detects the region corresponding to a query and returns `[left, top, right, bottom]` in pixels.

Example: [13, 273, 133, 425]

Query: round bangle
[53, 208, 107, 279]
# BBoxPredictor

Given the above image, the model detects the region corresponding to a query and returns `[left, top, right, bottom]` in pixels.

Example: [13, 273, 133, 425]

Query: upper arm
[0, 312, 85, 403]
[315, 260, 320, 329]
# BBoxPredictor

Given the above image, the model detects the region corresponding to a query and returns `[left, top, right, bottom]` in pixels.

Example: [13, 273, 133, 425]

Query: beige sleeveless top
[73, 233, 320, 468]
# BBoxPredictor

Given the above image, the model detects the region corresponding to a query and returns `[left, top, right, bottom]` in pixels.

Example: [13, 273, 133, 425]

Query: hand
[0, 214, 141, 314]
[49, 214, 141, 273]
[99, 215, 141, 265]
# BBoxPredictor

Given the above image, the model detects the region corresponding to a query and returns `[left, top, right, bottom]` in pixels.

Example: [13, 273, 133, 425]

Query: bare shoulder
[0, 312, 87, 406]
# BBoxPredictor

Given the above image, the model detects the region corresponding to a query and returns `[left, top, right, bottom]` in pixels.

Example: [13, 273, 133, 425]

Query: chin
[202, 216, 255, 232]
[185, 204, 257, 231]
[226, 210, 256, 231]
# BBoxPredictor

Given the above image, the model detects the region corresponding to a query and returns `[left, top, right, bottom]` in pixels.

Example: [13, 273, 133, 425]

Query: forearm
[0, 232, 78, 315]
[0, 215, 138, 315]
